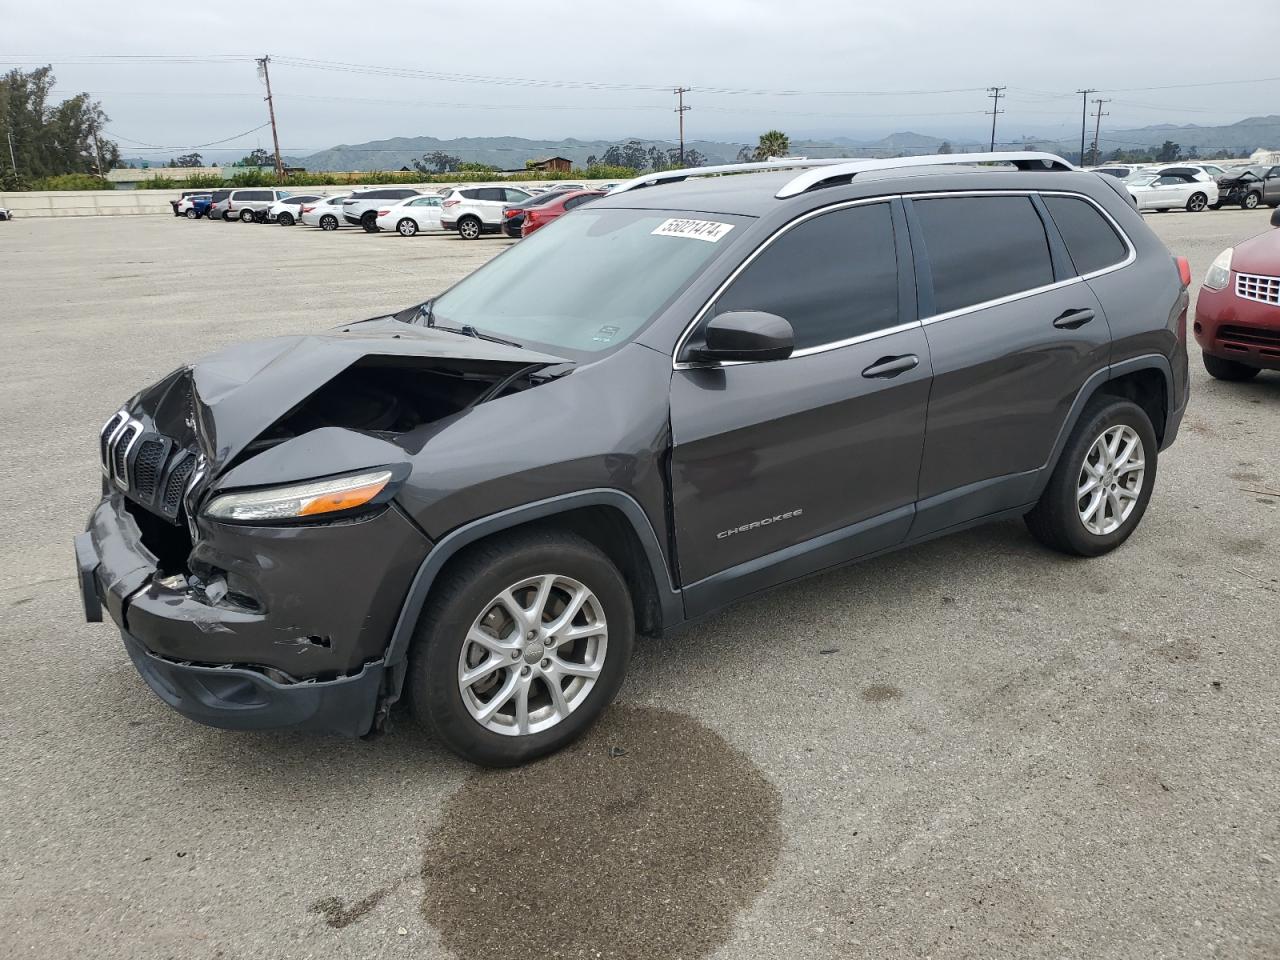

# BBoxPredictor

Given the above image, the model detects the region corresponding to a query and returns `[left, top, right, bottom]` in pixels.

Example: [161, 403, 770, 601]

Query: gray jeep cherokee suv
[76, 153, 1189, 766]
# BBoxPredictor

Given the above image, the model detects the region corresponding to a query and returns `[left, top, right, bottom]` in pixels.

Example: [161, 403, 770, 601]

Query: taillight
[1174, 255, 1191, 288]
[302, 206, 315, 214]
[377, 209, 390, 217]
[525, 209, 539, 224]
[442, 199, 460, 208]
[503, 208, 518, 218]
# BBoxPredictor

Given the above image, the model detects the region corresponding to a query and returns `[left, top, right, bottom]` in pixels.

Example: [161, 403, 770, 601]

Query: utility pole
[6, 129, 17, 176]
[986, 86, 1005, 151]
[1090, 98, 1109, 167]
[674, 87, 691, 165]
[90, 118, 105, 177]
[256, 55, 285, 180]
[1076, 89, 1097, 165]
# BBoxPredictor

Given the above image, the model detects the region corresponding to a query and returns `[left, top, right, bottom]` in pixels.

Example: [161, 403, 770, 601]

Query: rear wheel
[221, 211, 232, 222]
[1202, 352, 1260, 381]
[185, 208, 199, 219]
[1186, 192, 1208, 212]
[408, 529, 633, 767]
[361, 211, 379, 232]
[1025, 397, 1157, 557]
[458, 216, 482, 240]
[238, 209, 254, 223]
[1242, 192, 1261, 210]
[397, 217, 418, 237]
[278, 211, 294, 226]
[320, 214, 338, 231]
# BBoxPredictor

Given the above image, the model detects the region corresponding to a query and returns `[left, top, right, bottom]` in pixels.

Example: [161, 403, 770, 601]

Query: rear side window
[563, 194, 594, 210]
[912, 196, 1053, 315]
[479, 188, 507, 202]
[1042, 195, 1128, 276]
[461, 189, 482, 200]
[713, 202, 899, 351]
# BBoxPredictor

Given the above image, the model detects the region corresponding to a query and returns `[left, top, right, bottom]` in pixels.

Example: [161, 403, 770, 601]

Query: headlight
[1204, 248, 1233, 291]
[204, 469, 395, 523]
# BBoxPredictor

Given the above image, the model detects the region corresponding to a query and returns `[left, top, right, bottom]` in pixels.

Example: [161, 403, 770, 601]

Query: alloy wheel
[1077, 425, 1145, 536]
[459, 218, 481, 240]
[1188, 193, 1207, 212]
[398, 218, 417, 237]
[457, 574, 608, 737]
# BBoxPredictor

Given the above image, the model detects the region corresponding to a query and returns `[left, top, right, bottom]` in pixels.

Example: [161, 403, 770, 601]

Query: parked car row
[170, 183, 609, 239]
[1089, 162, 1280, 212]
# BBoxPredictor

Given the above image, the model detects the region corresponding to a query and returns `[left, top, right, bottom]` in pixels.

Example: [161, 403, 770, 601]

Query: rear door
[905, 192, 1112, 536]
[669, 200, 931, 613]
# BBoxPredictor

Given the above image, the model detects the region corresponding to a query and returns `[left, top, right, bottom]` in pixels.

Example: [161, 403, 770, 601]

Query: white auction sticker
[651, 218, 735, 242]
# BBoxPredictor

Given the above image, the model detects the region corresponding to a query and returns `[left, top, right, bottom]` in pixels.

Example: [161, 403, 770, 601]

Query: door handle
[1053, 308, 1095, 330]
[861, 354, 920, 379]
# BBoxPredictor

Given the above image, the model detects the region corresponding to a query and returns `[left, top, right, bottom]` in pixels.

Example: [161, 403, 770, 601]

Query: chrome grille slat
[1236, 272, 1280, 305]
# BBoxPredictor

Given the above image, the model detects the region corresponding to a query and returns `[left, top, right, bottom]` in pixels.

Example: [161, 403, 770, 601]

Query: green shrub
[182, 172, 224, 188]
[30, 173, 114, 191]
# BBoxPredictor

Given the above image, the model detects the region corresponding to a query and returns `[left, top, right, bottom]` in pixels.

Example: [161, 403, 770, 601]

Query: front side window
[1042, 195, 1128, 276]
[429, 208, 744, 356]
[912, 196, 1053, 316]
[711, 202, 899, 351]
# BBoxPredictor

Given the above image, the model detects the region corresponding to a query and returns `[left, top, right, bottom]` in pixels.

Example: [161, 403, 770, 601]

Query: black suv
[76, 153, 1189, 766]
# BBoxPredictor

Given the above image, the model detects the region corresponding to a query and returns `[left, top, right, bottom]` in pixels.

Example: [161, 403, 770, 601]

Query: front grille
[1236, 273, 1280, 305]
[1218, 324, 1280, 348]
[100, 410, 199, 523]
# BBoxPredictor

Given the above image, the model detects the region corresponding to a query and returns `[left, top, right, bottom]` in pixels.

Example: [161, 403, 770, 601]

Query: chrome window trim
[672, 196, 907, 370]
[672, 188, 1138, 370]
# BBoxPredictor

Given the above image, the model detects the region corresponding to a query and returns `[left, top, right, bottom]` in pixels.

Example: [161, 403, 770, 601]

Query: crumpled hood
[128, 317, 567, 477]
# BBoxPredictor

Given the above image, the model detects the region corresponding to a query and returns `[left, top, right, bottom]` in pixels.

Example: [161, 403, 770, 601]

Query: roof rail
[608, 157, 855, 195]
[774, 151, 1075, 198]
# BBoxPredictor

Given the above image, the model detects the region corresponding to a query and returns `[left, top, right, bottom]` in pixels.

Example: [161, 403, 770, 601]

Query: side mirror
[1271, 206, 1280, 229]
[686, 311, 794, 364]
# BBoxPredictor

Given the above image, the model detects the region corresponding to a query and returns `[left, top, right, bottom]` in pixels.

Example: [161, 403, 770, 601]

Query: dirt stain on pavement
[420, 704, 781, 960]
[1152, 637, 1201, 663]
[309, 887, 391, 929]
[1226, 535, 1267, 557]
[861, 684, 904, 704]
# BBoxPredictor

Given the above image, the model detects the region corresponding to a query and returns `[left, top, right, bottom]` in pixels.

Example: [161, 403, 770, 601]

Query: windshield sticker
[651, 218, 735, 243]
[592, 325, 620, 343]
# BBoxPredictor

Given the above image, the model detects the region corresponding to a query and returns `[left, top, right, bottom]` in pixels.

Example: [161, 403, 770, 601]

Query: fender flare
[383, 489, 682, 671]
[1033, 353, 1174, 499]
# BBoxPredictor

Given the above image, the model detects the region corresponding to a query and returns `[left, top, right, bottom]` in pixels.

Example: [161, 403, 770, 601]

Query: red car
[521, 189, 606, 237]
[1193, 208, 1280, 381]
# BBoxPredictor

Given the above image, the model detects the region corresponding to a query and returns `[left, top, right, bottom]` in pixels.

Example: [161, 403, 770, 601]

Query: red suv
[1194, 208, 1280, 380]
[522, 189, 606, 237]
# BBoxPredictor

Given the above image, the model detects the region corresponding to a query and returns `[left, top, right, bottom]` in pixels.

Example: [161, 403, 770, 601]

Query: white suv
[440, 186, 533, 239]
[224, 188, 292, 223]
[266, 194, 322, 226]
[341, 188, 421, 232]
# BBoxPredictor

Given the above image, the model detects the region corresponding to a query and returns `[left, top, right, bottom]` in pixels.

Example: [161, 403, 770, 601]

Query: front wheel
[1203, 352, 1260, 381]
[397, 217, 418, 237]
[238, 209, 254, 223]
[1186, 192, 1208, 212]
[408, 529, 634, 767]
[457, 216, 482, 240]
[1242, 192, 1261, 210]
[278, 212, 294, 226]
[1025, 397, 1158, 557]
[361, 211, 379, 232]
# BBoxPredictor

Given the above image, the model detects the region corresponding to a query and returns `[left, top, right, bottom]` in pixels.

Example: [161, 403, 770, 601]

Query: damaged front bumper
[76, 493, 430, 737]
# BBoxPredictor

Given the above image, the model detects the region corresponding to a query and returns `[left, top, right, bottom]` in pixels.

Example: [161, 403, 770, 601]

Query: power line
[102, 121, 271, 152]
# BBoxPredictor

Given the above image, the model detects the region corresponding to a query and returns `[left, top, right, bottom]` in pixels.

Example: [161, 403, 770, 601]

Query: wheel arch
[1034, 354, 1173, 498]
[384, 490, 681, 673]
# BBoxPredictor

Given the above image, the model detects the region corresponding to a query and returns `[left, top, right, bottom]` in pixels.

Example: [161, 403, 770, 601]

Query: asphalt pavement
[1, 208, 1277, 959]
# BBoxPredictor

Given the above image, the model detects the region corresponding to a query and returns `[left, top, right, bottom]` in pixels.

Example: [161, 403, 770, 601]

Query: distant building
[1250, 148, 1280, 165]
[527, 156, 573, 173]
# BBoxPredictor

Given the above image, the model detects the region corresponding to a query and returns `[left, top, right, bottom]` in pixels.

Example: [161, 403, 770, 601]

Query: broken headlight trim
[204, 469, 395, 523]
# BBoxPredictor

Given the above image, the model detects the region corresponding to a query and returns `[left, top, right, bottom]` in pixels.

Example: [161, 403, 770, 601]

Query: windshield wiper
[428, 319, 523, 349]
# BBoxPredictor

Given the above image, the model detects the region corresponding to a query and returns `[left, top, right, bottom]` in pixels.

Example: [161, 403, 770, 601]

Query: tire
[1024, 396, 1158, 557]
[361, 211, 379, 232]
[407, 529, 634, 767]
[457, 216, 482, 240]
[320, 214, 338, 231]
[396, 217, 418, 237]
[278, 212, 294, 226]
[1186, 192, 1208, 212]
[1209, 202, 1222, 210]
[185, 208, 199, 219]
[238, 209, 254, 223]
[1156, 208, 1170, 213]
[1202, 352, 1260, 381]
[1242, 192, 1260, 210]
[221, 211, 232, 222]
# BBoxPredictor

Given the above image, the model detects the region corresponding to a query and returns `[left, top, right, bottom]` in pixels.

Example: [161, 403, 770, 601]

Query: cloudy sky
[5, 0, 1278, 159]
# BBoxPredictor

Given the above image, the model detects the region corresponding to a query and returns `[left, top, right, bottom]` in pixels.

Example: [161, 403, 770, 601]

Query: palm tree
[753, 130, 791, 161]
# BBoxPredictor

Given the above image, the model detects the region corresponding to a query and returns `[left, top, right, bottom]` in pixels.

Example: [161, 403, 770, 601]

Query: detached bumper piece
[120, 631, 383, 737]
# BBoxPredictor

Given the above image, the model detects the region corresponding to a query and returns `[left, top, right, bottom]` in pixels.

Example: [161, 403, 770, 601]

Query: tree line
[1, 65, 120, 190]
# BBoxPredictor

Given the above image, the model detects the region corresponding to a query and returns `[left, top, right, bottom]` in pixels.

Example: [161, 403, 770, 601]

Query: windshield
[1130, 175, 1157, 186]
[428, 207, 746, 355]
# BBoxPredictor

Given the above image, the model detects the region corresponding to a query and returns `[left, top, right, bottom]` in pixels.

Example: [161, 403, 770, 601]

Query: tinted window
[461, 189, 482, 200]
[1043, 195, 1128, 276]
[713, 202, 899, 350]
[211, 191, 230, 202]
[1163, 167, 1195, 178]
[504, 188, 530, 203]
[479, 188, 507, 202]
[563, 194, 594, 210]
[391, 189, 417, 199]
[913, 196, 1053, 315]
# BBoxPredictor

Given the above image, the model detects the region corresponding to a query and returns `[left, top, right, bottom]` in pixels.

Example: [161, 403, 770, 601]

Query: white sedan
[299, 194, 350, 230]
[375, 195, 444, 236]
[1125, 172, 1218, 213]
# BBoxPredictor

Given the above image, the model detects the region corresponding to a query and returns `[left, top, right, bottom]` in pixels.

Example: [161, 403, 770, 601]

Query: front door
[669, 200, 932, 616]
